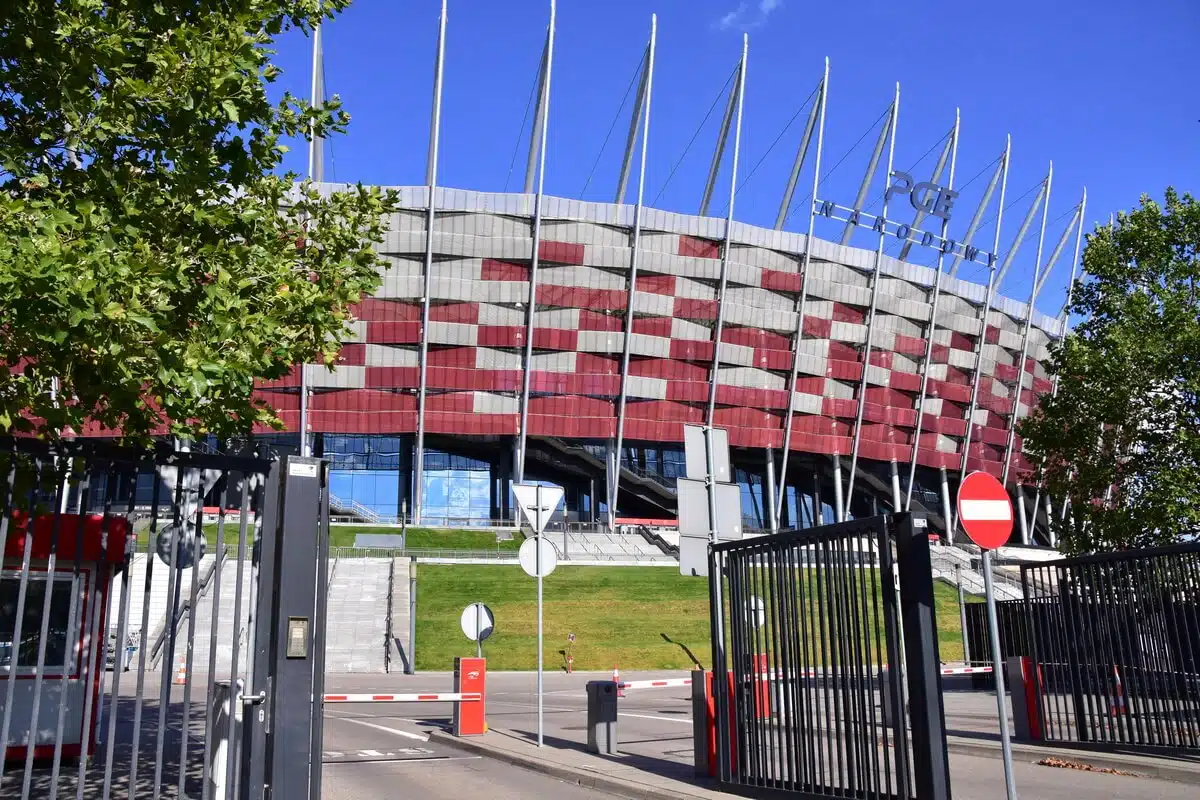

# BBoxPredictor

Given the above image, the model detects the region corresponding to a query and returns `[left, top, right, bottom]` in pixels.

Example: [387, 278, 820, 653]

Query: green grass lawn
[415, 565, 974, 671]
[329, 526, 524, 551]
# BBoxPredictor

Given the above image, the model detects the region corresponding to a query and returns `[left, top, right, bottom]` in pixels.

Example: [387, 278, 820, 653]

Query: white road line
[618, 712, 693, 725]
[323, 756, 483, 766]
[330, 715, 430, 742]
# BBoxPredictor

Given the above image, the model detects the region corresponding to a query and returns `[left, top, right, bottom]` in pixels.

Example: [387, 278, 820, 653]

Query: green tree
[0, 0, 397, 440]
[1020, 189, 1200, 554]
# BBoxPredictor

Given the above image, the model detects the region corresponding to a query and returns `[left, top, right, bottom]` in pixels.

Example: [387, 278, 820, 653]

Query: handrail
[149, 544, 229, 669]
[384, 557, 395, 673]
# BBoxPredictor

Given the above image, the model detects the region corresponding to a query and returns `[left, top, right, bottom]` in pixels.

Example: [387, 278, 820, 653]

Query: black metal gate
[1021, 543, 1200, 752]
[0, 437, 330, 799]
[708, 513, 950, 800]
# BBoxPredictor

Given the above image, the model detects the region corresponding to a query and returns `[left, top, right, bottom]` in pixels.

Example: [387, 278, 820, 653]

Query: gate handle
[242, 691, 267, 707]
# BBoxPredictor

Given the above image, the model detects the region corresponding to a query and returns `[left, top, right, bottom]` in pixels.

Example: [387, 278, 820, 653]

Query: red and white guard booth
[1, 512, 130, 762]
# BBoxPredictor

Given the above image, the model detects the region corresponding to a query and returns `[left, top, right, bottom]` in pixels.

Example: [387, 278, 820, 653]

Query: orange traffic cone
[173, 655, 188, 686]
[1110, 665, 1127, 716]
[614, 665, 624, 698]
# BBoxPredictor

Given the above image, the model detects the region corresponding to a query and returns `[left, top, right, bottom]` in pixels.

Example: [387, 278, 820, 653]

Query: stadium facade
[256, 185, 1068, 542]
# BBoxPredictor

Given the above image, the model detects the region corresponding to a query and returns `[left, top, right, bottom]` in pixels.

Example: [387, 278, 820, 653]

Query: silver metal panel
[683, 425, 730, 482]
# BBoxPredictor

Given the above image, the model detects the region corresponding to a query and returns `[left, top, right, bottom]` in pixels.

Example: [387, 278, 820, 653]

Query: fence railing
[1022, 542, 1200, 752]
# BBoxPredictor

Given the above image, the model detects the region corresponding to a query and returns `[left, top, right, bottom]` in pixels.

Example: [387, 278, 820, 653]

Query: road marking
[324, 755, 482, 766]
[330, 715, 430, 742]
[619, 712, 693, 725]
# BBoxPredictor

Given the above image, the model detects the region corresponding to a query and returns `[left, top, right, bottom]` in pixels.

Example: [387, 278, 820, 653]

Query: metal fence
[0, 436, 274, 800]
[707, 513, 950, 800]
[1022, 542, 1200, 752]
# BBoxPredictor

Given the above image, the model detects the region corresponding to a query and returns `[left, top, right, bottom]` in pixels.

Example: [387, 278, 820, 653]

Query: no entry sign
[956, 471, 1014, 550]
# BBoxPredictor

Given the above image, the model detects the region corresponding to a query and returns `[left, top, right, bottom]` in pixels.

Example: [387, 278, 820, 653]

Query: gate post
[239, 455, 329, 800]
[893, 512, 952, 800]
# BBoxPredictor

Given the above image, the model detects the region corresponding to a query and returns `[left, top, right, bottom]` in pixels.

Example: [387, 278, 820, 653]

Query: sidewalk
[429, 728, 725, 800]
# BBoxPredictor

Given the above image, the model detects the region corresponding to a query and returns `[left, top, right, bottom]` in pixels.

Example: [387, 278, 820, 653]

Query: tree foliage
[1020, 189, 1200, 554]
[0, 0, 397, 440]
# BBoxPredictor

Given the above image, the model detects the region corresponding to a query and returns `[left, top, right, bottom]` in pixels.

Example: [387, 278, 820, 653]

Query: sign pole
[982, 550, 1016, 800]
[536, 482, 544, 748]
[476, 604, 483, 660]
[957, 470, 1018, 800]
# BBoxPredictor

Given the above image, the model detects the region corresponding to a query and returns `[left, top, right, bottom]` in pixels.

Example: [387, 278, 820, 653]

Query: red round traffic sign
[956, 471, 1013, 550]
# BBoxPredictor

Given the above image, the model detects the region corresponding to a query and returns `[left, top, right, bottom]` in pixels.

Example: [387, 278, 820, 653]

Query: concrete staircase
[322, 558, 391, 673]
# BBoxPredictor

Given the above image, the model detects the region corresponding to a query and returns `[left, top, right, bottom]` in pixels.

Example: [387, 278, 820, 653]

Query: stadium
[221, 12, 1084, 545]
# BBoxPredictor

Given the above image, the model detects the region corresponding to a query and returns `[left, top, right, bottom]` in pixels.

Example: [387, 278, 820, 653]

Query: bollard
[1006, 656, 1042, 741]
[586, 681, 619, 755]
[452, 657, 487, 735]
[691, 670, 710, 776]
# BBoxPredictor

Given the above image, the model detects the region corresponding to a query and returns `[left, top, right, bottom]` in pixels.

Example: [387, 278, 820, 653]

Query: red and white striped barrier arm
[618, 678, 693, 691]
[940, 666, 993, 675]
[323, 692, 482, 703]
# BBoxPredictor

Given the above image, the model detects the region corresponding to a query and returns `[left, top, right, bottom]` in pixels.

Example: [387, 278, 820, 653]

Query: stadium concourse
[250, 186, 1065, 544]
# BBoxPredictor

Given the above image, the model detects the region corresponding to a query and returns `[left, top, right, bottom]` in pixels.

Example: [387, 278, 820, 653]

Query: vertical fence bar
[200, 477, 231, 800]
[176, 471, 207, 797]
[102, 462, 142, 800]
[152, 468, 188, 800]
[127, 464, 164, 800]
[22, 459, 75, 800]
[0, 453, 39, 790]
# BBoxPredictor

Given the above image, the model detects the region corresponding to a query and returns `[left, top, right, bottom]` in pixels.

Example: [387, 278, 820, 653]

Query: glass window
[0, 574, 77, 674]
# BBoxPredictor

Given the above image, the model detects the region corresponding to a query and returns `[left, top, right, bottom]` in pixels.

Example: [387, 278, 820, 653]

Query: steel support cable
[715, 81, 821, 217]
[504, 66, 541, 192]
[650, 63, 739, 207]
[784, 104, 892, 225]
[580, 52, 646, 197]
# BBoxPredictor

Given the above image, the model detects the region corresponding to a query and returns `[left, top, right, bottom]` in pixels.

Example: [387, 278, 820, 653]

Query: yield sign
[956, 471, 1014, 550]
[512, 483, 564, 535]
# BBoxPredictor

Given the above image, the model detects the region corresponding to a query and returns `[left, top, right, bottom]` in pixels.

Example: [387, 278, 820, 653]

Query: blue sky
[268, 0, 1198, 317]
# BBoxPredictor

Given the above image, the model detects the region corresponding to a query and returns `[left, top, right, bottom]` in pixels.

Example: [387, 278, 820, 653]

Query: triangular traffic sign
[512, 483, 564, 535]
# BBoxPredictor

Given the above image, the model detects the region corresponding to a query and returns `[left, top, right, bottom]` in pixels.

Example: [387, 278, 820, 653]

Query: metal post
[983, 549, 1018, 800]
[899, 122, 955, 261]
[765, 447, 778, 533]
[956, 564, 970, 662]
[832, 453, 845, 522]
[524, 40, 549, 194]
[408, 559, 417, 674]
[774, 60, 829, 529]
[1001, 163, 1053, 487]
[905, 110, 960, 512]
[299, 20, 325, 458]
[699, 62, 739, 217]
[413, 0, 448, 524]
[995, 179, 1048, 289]
[1016, 488, 1029, 545]
[957, 137, 1011, 499]
[609, 15, 656, 529]
[949, 154, 1005, 276]
[775, 78, 822, 230]
[939, 467, 952, 543]
[890, 460, 902, 509]
[615, 39, 650, 204]
[704, 32, 747, 434]
[1027, 187, 1088, 537]
[516, 1, 556, 483]
[894, 513, 953, 800]
[536, 483, 544, 747]
[843, 84, 900, 518]
[476, 603, 483, 659]
[840, 96, 893, 245]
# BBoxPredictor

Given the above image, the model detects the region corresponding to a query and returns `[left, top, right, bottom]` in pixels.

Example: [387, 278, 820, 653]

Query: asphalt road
[318, 671, 1200, 800]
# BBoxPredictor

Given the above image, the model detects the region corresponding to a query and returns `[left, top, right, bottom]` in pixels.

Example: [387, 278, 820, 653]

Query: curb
[428, 730, 721, 800]
[946, 737, 1200, 785]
